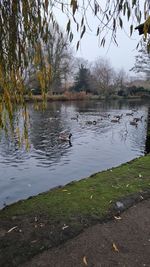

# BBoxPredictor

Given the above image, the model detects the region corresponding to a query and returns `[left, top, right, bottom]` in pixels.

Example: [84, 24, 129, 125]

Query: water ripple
[0, 100, 149, 208]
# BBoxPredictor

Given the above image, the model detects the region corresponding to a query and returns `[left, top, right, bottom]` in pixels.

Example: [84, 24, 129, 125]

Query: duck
[59, 132, 72, 141]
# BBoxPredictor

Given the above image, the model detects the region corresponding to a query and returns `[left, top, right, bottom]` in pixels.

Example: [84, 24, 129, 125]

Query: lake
[0, 99, 149, 208]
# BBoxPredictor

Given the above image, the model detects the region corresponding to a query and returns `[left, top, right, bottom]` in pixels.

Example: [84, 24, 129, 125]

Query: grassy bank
[0, 155, 150, 266]
[24, 93, 146, 102]
[25, 92, 91, 102]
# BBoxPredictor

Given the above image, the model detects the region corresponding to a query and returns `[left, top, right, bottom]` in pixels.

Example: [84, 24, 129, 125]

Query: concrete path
[22, 199, 150, 267]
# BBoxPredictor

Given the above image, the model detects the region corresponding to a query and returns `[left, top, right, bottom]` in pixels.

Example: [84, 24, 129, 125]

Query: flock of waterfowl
[58, 109, 145, 143]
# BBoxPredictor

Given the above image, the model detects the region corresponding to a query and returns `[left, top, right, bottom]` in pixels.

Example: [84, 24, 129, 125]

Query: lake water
[0, 99, 149, 208]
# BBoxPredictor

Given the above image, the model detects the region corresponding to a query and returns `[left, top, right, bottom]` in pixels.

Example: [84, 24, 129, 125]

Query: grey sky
[75, 28, 139, 75]
[54, 1, 144, 77]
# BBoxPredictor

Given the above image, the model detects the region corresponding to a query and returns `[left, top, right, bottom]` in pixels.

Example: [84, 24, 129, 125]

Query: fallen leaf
[112, 242, 119, 252]
[31, 240, 38, 244]
[62, 224, 69, 230]
[83, 256, 88, 265]
[40, 223, 45, 227]
[114, 216, 122, 220]
[7, 226, 18, 233]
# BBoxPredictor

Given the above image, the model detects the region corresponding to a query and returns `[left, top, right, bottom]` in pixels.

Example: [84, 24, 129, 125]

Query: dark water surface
[0, 99, 149, 208]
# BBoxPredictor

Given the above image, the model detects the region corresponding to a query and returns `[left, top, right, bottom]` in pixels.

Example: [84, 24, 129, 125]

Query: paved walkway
[22, 199, 150, 267]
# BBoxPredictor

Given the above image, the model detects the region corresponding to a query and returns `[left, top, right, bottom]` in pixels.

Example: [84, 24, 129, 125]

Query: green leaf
[61, 3, 64, 12]
[106, 14, 109, 21]
[66, 20, 71, 34]
[70, 0, 78, 16]
[94, 3, 98, 15]
[80, 25, 86, 39]
[113, 18, 116, 31]
[123, 3, 126, 16]
[69, 32, 73, 42]
[132, 0, 137, 8]
[119, 17, 123, 28]
[76, 40, 80, 50]
[45, 0, 48, 12]
[130, 25, 133, 36]
[100, 37, 105, 47]
[96, 27, 100, 36]
[127, 8, 131, 20]
[81, 17, 84, 27]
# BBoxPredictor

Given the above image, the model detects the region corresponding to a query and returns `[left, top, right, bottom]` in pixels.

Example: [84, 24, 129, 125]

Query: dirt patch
[0, 190, 150, 267]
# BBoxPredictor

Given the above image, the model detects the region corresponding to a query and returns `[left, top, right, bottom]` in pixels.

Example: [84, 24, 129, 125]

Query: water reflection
[0, 99, 149, 208]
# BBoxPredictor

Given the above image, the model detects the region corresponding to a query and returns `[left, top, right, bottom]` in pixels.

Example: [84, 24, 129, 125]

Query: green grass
[1, 154, 150, 220]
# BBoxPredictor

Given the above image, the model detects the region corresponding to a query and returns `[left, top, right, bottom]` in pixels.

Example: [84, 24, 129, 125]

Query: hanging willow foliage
[0, 0, 54, 143]
[0, 0, 150, 144]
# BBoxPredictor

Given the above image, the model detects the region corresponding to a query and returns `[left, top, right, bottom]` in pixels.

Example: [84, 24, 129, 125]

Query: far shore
[24, 93, 147, 102]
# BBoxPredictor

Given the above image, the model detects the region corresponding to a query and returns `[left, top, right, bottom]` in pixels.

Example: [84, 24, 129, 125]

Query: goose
[130, 121, 138, 127]
[102, 113, 110, 118]
[114, 114, 123, 119]
[71, 114, 79, 120]
[86, 121, 93, 125]
[93, 120, 97, 125]
[111, 118, 120, 123]
[86, 120, 97, 125]
[59, 132, 72, 141]
[126, 112, 134, 116]
[133, 116, 143, 122]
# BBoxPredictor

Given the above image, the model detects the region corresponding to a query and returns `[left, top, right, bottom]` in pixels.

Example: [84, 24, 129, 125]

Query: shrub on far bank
[118, 85, 150, 98]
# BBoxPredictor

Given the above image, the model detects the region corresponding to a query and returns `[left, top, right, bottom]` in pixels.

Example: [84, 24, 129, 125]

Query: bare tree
[25, 28, 74, 94]
[114, 68, 129, 92]
[45, 28, 74, 94]
[92, 58, 115, 96]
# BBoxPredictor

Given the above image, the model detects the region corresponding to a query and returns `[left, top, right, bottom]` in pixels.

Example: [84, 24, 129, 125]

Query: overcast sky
[75, 28, 139, 75]
[54, 2, 144, 77]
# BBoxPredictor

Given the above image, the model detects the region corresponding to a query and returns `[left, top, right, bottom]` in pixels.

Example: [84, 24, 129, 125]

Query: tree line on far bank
[19, 26, 150, 99]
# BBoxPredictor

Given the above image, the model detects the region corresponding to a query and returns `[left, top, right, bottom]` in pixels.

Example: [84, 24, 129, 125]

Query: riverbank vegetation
[0, 154, 150, 266]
